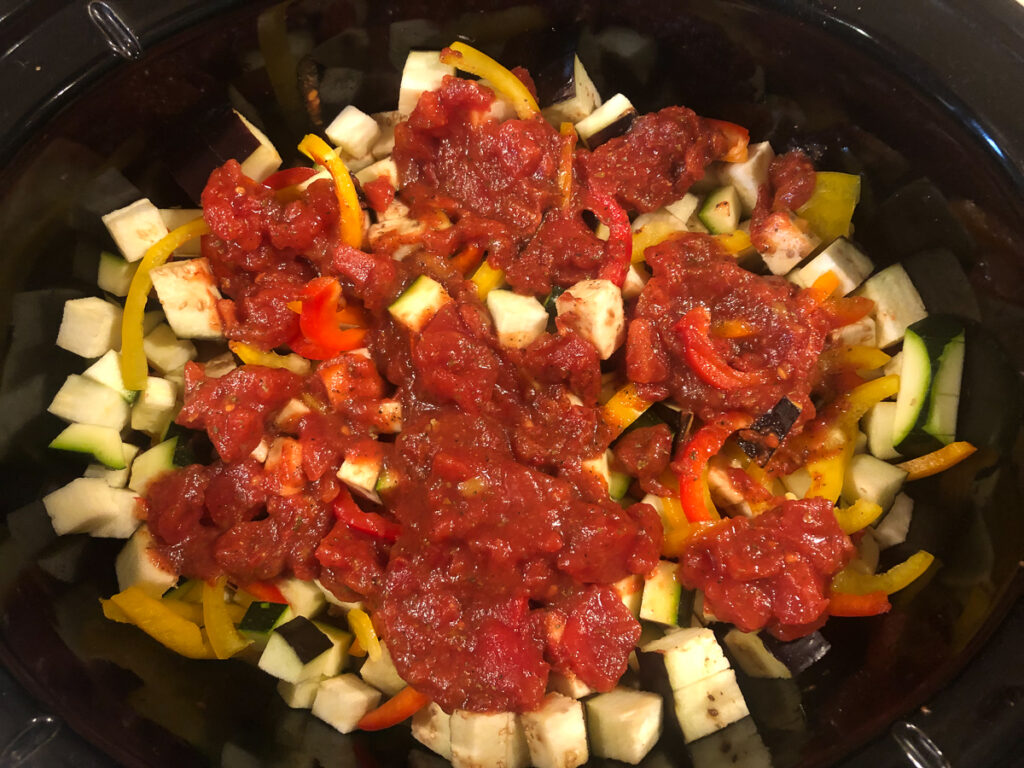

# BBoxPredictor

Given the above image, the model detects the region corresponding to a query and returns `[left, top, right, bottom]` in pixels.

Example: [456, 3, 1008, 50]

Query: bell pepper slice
[470, 260, 505, 300]
[676, 306, 770, 389]
[897, 441, 977, 481]
[587, 190, 632, 286]
[264, 166, 317, 191]
[801, 270, 841, 305]
[804, 438, 853, 503]
[797, 171, 861, 243]
[162, 599, 204, 624]
[108, 586, 215, 659]
[633, 219, 684, 263]
[712, 318, 755, 339]
[831, 550, 935, 595]
[440, 42, 540, 119]
[120, 217, 210, 391]
[835, 374, 901, 431]
[558, 122, 577, 207]
[672, 411, 751, 522]
[600, 383, 654, 437]
[822, 345, 892, 373]
[349, 637, 367, 658]
[829, 590, 891, 617]
[833, 498, 884, 535]
[706, 119, 750, 163]
[229, 341, 311, 375]
[450, 244, 484, 275]
[298, 276, 369, 354]
[297, 134, 363, 249]
[333, 487, 401, 542]
[238, 580, 288, 605]
[714, 228, 753, 256]
[348, 608, 382, 662]
[202, 576, 251, 659]
[358, 686, 431, 731]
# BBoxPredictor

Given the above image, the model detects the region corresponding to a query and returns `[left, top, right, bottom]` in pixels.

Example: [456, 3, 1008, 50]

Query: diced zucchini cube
[312, 673, 381, 734]
[49, 423, 127, 469]
[84, 442, 140, 488]
[698, 186, 742, 234]
[43, 477, 140, 538]
[235, 111, 283, 182]
[115, 525, 178, 597]
[97, 251, 139, 297]
[56, 297, 122, 358]
[128, 438, 178, 495]
[101, 198, 169, 263]
[337, 451, 383, 503]
[355, 157, 399, 187]
[840, 453, 907, 512]
[639, 561, 683, 626]
[873, 492, 914, 549]
[715, 141, 775, 214]
[82, 350, 137, 402]
[861, 401, 901, 461]
[388, 275, 451, 333]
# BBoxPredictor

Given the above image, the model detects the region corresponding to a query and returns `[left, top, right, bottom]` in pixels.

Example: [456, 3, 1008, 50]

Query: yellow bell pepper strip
[672, 411, 751, 522]
[202, 576, 251, 659]
[632, 218, 683, 263]
[357, 686, 431, 731]
[558, 122, 577, 207]
[835, 374, 901, 431]
[470, 260, 505, 300]
[796, 171, 861, 243]
[229, 341, 311, 376]
[829, 590, 891, 617]
[804, 440, 852, 503]
[297, 134, 363, 249]
[831, 550, 935, 595]
[108, 586, 216, 659]
[348, 637, 366, 658]
[439, 42, 540, 119]
[821, 345, 892, 374]
[897, 441, 977, 481]
[120, 217, 210, 391]
[833, 498, 884, 535]
[161, 599, 204, 624]
[101, 599, 131, 623]
[714, 228, 753, 257]
[347, 607, 382, 662]
[600, 382, 654, 438]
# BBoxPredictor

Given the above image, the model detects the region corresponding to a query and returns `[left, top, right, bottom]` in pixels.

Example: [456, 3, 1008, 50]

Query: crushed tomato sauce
[143, 73, 856, 713]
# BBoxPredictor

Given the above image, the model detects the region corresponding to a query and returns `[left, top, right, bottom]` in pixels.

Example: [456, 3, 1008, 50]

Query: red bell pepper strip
[238, 580, 288, 605]
[706, 119, 750, 163]
[298, 277, 369, 355]
[675, 306, 770, 389]
[332, 487, 401, 542]
[587, 190, 631, 286]
[829, 591, 891, 617]
[358, 686, 431, 731]
[672, 411, 752, 522]
[263, 166, 317, 190]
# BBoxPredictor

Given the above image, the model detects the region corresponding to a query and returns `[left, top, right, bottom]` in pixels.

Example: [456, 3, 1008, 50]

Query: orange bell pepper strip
[676, 306, 770, 389]
[897, 441, 977, 481]
[333, 487, 402, 542]
[558, 122, 577, 207]
[672, 411, 752, 522]
[706, 119, 750, 163]
[358, 686, 431, 731]
[297, 134, 363, 249]
[829, 591, 891, 617]
[439, 43, 540, 119]
[298, 277, 369, 355]
[450, 244, 484, 275]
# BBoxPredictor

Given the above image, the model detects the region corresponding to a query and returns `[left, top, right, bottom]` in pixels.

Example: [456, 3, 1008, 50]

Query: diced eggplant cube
[873, 492, 914, 549]
[149, 257, 224, 339]
[486, 290, 549, 349]
[259, 616, 334, 683]
[547, 671, 594, 700]
[56, 297, 122, 358]
[862, 401, 901, 461]
[760, 631, 831, 676]
[638, 627, 731, 693]
[715, 142, 775, 215]
[622, 262, 650, 301]
[585, 687, 663, 764]
[520, 693, 588, 768]
[672, 668, 749, 743]
[359, 641, 406, 696]
[371, 111, 403, 159]
[855, 263, 928, 348]
[43, 477, 140, 538]
[756, 212, 820, 275]
[840, 453, 907, 511]
[158, 209, 204, 255]
[540, 55, 602, 126]
[277, 576, 327, 619]
[789, 237, 873, 296]
[687, 717, 772, 768]
[312, 673, 382, 734]
[102, 198, 170, 263]
[278, 676, 323, 709]
[235, 111, 283, 183]
[325, 105, 382, 159]
[736, 397, 801, 465]
[575, 93, 636, 149]
[829, 315, 877, 348]
[388, 275, 452, 333]
[355, 157, 400, 187]
[115, 525, 177, 597]
[399, 51, 455, 116]
[450, 710, 529, 768]
[127, 438, 177, 495]
[722, 630, 792, 679]
[82, 350, 135, 402]
[412, 701, 453, 760]
[143, 324, 197, 375]
[555, 279, 625, 360]
[239, 601, 293, 647]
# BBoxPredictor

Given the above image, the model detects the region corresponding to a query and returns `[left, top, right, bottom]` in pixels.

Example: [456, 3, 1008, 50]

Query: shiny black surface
[0, 1, 1021, 766]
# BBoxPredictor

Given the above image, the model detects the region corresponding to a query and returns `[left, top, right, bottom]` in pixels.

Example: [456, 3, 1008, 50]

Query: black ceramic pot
[0, 1, 1021, 766]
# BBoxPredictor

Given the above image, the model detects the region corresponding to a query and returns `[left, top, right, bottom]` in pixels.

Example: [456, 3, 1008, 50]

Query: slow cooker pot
[0, 1, 1021, 766]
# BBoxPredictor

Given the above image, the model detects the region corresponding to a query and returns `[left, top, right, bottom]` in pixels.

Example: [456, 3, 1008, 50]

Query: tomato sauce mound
[628, 233, 840, 422]
[679, 497, 854, 640]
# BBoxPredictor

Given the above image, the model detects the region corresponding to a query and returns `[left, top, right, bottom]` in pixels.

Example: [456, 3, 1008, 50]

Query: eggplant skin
[737, 396, 801, 465]
[584, 111, 637, 150]
[275, 616, 333, 664]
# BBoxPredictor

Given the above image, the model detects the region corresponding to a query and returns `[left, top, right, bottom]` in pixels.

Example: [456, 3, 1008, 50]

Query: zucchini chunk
[82, 350, 137, 402]
[101, 198, 170, 263]
[128, 438, 180, 495]
[277, 676, 323, 710]
[639, 561, 684, 626]
[698, 186, 742, 234]
[555, 279, 625, 360]
[238, 601, 294, 649]
[722, 629, 792, 679]
[149, 257, 224, 340]
[48, 374, 131, 431]
[130, 377, 177, 437]
[325, 105, 382, 159]
[855, 263, 928, 348]
[49, 424, 127, 469]
[143, 323, 198, 375]
[388, 275, 452, 333]
[486, 290, 549, 349]
[359, 641, 407, 696]
[539, 55, 602, 126]
[840, 454, 907, 512]
[43, 477, 140, 538]
[97, 251, 139, 297]
[84, 442, 140, 489]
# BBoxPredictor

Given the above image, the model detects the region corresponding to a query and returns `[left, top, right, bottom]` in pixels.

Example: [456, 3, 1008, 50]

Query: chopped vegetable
[107, 586, 215, 659]
[297, 133, 363, 249]
[831, 550, 935, 595]
[829, 591, 891, 617]
[673, 412, 751, 522]
[229, 341, 311, 375]
[470, 260, 505, 300]
[202, 576, 251, 659]
[797, 171, 861, 243]
[348, 607, 382, 662]
[897, 441, 977, 480]
[439, 42, 540, 119]
[358, 686, 432, 731]
[676, 307, 769, 389]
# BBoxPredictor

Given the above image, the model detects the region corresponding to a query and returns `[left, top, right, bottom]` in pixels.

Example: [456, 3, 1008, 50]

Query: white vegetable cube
[547, 671, 594, 700]
[371, 111, 402, 159]
[450, 710, 529, 768]
[149, 258, 224, 339]
[874, 492, 914, 549]
[56, 297, 122, 358]
[640, 627, 731, 690]
[235, 111, 283, 182]
[278, 677, 323, 709]
[855, 264, 928, 348]
[84, 442, 140, 488]
[48, 374, 130, 430]
[486, 290, 549, 349]
[131, 377, 178, 436]
[359, 641, 406, 696]
[277, 576, 327, 618]
[672, 668, 749, 743]
[399, 51, 455, 115]
[158, 209, 204, 255]
[143, 324, 197, 374]
[688, 717, 772, 768]
[862, 401, 901, 461]
[541, 56, 602, 126]
[412, 702, 453, 760]
[374, 399, 403, 434]
[115, 525, 177, 597]
[82, 349, 133, 400]
[621, 263, 650, 301]
[555, 279, 625, 359]
[312, 674, 381, 734]
[337, 451, 383, 503]
[43, 477, 140, 538]
[664, 192, 701, 225]
[585, 688, 663, 764]
[326, 105, 382, 159]
[716, 141, 775, 214]
[756, 212, 820, 275]
[840, 453, 908, 511]
[520, 693, 588, 768]
[722, 629, 791, 679]
[355, 157, 400, 187]
[388, 275, 452, 333]
[97, 251, 139, 297]
[830, 315, 877, 348]
[790, 237, 873, 296]
[575, 93, 636, 149]
[102, 198, 169, 263]
[581, 450, 612, 491]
